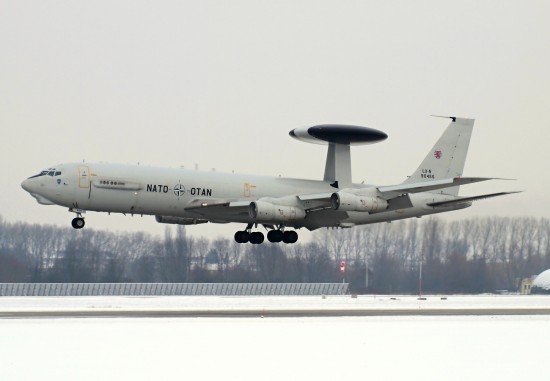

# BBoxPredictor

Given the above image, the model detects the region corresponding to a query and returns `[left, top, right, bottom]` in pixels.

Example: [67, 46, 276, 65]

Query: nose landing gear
[71, 217, 85, 229]
[69, 208, 86, 229]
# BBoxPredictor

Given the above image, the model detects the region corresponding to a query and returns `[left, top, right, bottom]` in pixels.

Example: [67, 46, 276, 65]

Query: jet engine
[331, 192, 388, 213]
[248, 201, 306, 222]
[155, 216, 208, 225]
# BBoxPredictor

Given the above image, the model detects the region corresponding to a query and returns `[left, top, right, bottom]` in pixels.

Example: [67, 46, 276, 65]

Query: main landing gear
[234, 225, 299, 245]
[69, 208, 85, 229]
[234, 230, 264, 244]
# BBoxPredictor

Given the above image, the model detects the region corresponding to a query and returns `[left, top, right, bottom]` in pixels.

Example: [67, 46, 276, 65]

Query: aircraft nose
[21, 178, 34, 193]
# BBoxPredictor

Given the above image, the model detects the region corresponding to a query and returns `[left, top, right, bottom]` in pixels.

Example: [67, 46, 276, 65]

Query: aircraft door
[78, 166, 90, 188]
[244, 182, 256, 198]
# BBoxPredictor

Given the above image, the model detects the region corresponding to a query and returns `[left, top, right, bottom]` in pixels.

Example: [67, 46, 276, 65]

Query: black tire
[72, 218, 85, 229]
[234, 231, 250, 244]
[267, 230, 283, 243]
[250, 232, 265, 244]
[283, 230, 298, 244]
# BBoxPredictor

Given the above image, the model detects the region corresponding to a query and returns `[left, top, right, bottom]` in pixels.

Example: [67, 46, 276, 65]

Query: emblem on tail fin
[403, 117, 474, 196]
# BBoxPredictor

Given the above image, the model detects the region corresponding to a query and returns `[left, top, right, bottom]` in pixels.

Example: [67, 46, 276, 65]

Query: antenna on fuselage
[430, 115, 457, 122]
[288, 124, 388, 187]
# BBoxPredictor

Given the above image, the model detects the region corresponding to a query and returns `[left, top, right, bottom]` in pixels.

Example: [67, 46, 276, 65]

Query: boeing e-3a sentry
[21, 117, 517, 244]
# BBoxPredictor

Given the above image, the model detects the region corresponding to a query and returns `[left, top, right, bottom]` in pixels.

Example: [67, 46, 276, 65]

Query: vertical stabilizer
[403, 117, 474, 196]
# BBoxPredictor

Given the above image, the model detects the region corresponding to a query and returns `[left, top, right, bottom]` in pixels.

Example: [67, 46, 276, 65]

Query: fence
[0, 283, 349, 296]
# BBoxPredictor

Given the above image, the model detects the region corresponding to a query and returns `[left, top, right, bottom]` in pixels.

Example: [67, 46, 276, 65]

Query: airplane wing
[378, 177, 503, 196]
[297, 193, 332, 201]
[184, 198, 250, 222]
[184, 194, 338, 227]
[426, 191, 522, 207]
[184, 199, 253, 210]
[297, 193, 333, 212]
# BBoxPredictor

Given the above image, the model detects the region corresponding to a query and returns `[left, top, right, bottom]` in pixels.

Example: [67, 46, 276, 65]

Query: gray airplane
[21, 117, 517, 244]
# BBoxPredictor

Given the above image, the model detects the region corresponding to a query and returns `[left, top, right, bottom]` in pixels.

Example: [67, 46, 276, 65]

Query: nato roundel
[173, 183, 185, 197]
[289, 124, 388, 145]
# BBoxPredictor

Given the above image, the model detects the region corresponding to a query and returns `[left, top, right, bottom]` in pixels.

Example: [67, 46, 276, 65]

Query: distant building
[531, 269, 550, 295]
[520, 276, 536, 295]
[205, 250, 220, 271]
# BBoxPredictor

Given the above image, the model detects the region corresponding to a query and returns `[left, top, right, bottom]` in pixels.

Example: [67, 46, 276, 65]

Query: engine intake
[331, 192, 388, 213]
[249, 201, 306, 222]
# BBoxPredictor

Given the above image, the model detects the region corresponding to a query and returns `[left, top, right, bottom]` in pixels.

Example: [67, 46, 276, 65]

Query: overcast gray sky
[2, 0, 549, 239]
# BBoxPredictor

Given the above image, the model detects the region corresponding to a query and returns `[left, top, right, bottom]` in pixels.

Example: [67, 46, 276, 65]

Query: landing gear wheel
[267, 230, 284, 243]
[234, 231, 250, 244]
[250, 232, 265, 245]
[283, 230, 298, 244]
[71, 217, 85, 229]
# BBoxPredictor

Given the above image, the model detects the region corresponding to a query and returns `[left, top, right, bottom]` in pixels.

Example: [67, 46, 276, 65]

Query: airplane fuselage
[21, 162, 467, 231]
[22, 119, 514, 244]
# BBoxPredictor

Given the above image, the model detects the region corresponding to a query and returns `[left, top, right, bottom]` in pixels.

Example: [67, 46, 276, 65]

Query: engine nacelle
[155, 215, 208, 225]
[248, 201, 306, 222]
[331, 192, 388, 213]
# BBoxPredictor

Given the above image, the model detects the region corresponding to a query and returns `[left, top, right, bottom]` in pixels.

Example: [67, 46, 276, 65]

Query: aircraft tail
[403, 117, 474, 196]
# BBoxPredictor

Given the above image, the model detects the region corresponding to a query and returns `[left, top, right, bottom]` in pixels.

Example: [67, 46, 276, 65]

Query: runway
[1, 294, 549, 318]
[2, 307, 550, 318]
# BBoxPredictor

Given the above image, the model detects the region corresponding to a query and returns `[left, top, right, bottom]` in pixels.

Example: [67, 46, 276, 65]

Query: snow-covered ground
[1, 294, 549, 312]
[1, 295, 549, 380]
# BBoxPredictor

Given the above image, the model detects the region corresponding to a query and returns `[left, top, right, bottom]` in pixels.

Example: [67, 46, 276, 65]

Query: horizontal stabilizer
[427, 191, 522, 207]
[379, 177, 501, 195]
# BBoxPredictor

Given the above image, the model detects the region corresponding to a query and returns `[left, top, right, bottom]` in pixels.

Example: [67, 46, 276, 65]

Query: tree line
[0, 215, 548, 294]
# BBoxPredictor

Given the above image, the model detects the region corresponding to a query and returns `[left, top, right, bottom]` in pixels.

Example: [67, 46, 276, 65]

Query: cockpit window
[27, 169, 62, 179]
[28, 170, 49, 179]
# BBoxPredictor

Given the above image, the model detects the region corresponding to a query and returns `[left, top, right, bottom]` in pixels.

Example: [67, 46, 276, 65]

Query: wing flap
[184, 199, 230, 210]
[184, 198, 250, 221]
[298, 193, 333, 201]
